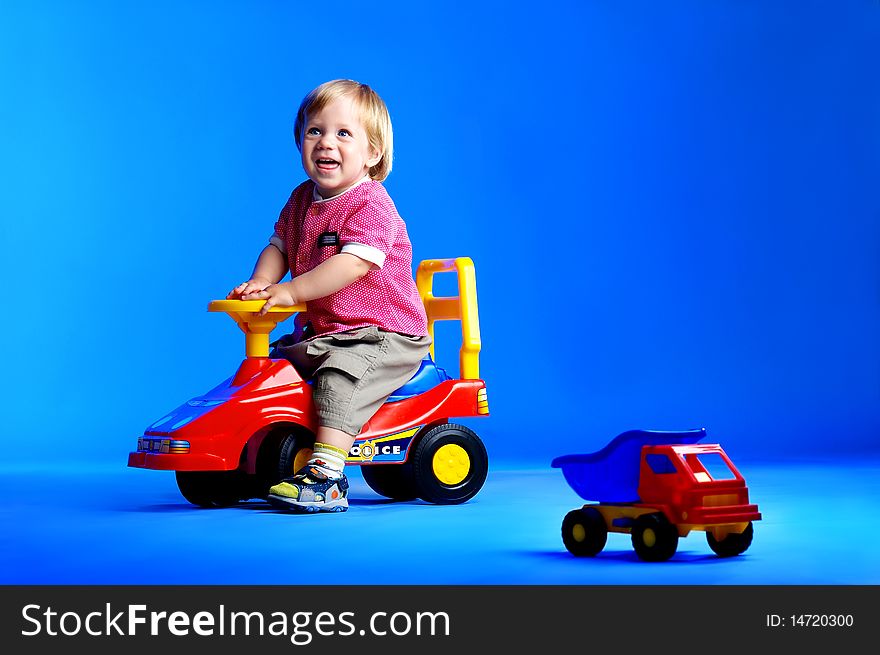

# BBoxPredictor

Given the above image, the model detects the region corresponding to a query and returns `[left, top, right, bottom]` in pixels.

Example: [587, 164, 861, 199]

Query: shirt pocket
[315, 351, 371, 380]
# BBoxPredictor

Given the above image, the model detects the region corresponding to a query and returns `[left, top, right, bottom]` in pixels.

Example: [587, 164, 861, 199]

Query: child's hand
[227, 277, 272, 299]
[241, 283, 298, 316]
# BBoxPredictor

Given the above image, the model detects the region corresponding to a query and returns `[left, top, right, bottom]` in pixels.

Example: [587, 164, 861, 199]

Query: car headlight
[136, 438, 191, 454]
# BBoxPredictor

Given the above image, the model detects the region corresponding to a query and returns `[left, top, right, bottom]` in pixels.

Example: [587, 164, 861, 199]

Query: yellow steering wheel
[208, 300, 306, 358]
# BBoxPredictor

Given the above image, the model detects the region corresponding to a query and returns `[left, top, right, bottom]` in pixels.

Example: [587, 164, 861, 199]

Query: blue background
[1, 0, 877, 467]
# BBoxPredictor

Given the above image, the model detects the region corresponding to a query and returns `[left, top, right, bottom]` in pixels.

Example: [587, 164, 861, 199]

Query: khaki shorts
[271, 326, 432, 436]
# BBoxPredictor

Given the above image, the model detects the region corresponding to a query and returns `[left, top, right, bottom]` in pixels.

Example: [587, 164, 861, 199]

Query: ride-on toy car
[128, 257, 489, 507]
[552, 429, 761, 561]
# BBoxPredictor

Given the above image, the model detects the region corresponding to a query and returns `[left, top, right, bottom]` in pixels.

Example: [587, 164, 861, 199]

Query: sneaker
[268, 466, 349, 513]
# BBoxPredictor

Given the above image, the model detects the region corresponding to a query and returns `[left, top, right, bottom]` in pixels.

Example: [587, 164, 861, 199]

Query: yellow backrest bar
[416, 257, 481, 380]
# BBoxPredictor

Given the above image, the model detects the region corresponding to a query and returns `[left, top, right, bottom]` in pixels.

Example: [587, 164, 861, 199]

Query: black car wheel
[410, 423, 488, 504]
[276, 431, 315, 480]
[176, 470, 246, 508]
[250, 427, 315, 498]
[361, 464, 417, 500]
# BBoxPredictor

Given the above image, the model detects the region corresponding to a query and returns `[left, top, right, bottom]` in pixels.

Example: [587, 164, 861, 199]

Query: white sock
[307, 442, 347, 480]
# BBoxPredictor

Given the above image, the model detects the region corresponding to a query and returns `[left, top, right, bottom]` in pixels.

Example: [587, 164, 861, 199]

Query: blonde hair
[294, 79, 394, 181]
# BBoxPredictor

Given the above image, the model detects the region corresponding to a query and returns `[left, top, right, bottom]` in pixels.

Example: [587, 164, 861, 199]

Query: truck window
[688, 453, 736, 481]
[645, 453, 677, 475]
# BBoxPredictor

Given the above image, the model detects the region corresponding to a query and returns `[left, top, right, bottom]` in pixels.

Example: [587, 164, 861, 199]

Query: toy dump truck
[552, 429, 761, 561]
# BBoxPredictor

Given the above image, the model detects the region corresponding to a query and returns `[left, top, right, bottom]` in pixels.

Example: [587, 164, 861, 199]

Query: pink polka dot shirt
[272, 179, 428, 338]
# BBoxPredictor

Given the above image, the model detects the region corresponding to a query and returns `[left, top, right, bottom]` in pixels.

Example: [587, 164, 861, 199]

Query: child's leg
[313, 427, 357, 468]
[301, 427, 356, 479]
[268, 328, 430, 513]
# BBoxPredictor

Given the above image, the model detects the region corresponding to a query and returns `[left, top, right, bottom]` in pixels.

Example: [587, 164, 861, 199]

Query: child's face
[300, 97, 381, 198]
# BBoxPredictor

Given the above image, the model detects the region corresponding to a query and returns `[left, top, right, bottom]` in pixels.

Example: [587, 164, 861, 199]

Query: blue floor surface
[2, 459, 879, 585]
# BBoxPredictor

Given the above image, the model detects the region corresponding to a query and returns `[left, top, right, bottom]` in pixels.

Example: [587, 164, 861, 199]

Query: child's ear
[366, 146, 383, 168]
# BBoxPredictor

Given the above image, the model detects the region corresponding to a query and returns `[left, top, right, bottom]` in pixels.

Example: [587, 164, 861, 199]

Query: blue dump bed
[551, 429, 706, 503]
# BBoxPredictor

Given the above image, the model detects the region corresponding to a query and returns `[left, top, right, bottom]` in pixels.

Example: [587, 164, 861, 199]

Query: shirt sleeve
[338, 196, 398, 269]
[269, 233, 286, 254]
[341, 242, 385, 267]
[272, 195, 294, 254]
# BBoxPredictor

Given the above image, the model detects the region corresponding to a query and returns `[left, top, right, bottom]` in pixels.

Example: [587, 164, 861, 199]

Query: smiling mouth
[315, 158, 339, 171]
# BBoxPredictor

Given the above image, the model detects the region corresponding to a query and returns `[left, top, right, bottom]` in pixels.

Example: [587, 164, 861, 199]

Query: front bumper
[127, 451, 231, 471]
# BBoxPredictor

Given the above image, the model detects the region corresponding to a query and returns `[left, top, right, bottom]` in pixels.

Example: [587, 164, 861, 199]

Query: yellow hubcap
[642, 528, 657, 548]
[432, 444, 470, 485]
[571, 523, 586, 543]
[293, 448, 313, 473]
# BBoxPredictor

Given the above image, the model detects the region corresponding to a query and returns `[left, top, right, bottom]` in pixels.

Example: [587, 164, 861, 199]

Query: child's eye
[337, 129, 351, 137]
[306, 127, 321, 136]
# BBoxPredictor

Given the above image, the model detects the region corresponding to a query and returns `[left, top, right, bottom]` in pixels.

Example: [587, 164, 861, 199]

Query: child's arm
[227, 244, 288, 299]
[241, 253, 372, 315]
